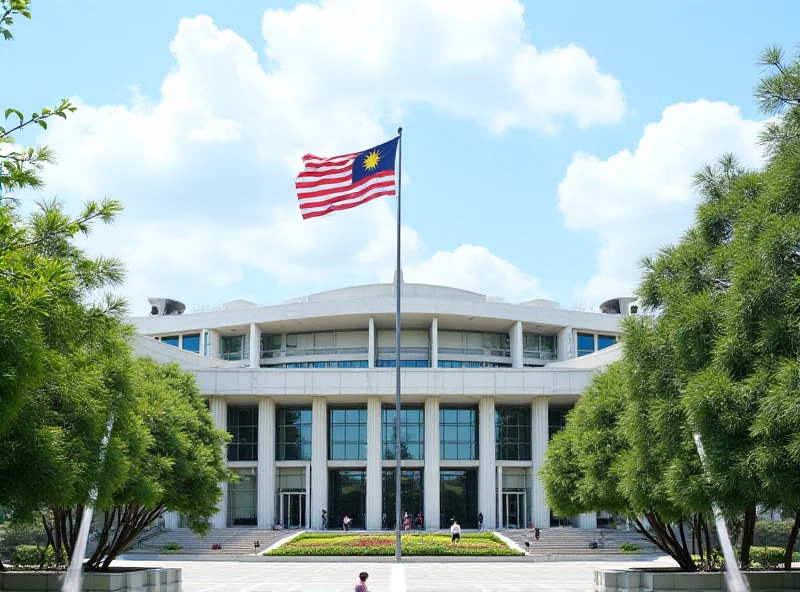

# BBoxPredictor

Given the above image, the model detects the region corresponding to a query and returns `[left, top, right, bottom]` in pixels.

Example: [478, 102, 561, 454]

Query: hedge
[12, 545, 56, 568]
[267, 533, 522, 557]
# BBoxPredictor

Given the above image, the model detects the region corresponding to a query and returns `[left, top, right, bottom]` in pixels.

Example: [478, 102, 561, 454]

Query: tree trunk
[784, 510, 800, 571]
[636, 513, 697, 571]
[740, 504, 756, 568]
[703, 515, 714, 568]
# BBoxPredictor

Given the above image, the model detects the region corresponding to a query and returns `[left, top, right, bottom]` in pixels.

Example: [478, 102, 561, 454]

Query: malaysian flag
[295, 137, 400, 220]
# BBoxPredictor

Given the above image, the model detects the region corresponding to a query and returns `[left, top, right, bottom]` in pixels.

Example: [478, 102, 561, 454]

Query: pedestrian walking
[321, 510, 328, 530]
[534, 526, 540, 541]
[450, 520, 461, 544]
[477, 512, 484, 531]
[343, 515, 351, 532]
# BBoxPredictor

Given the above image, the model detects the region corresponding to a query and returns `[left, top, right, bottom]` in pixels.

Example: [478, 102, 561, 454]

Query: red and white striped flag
[295, 137, 399, 220]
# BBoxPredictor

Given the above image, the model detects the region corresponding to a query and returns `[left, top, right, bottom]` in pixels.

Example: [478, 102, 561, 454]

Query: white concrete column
[578, 512, 597, 529]
[209, 329, 220, 359]
[209, 396, 228, 528]
[496, 466, 503, 530]
[478, 397, 496, 530]
[423, 396, 440, 530]
[557, 327, 573, 360]
[257, 398, 276, 529]
[305, 463, 311, 528]
[366, 397, 383, 530]
[249, 323, 262, 369]
[510, 321, 523, 368]
[531, 397, 550, 529]
[368, 317, 376, 369]
[311, 397, 328, 530]
[164, 512, 179, 530]
[178, 334, 184, 350]
[430, 317, 439, 368]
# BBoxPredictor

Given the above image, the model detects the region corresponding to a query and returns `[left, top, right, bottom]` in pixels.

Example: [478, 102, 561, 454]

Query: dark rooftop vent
[147, 298, 186, 316]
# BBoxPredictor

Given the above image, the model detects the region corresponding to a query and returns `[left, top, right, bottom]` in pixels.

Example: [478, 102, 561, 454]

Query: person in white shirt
[450, 521, 461, 544]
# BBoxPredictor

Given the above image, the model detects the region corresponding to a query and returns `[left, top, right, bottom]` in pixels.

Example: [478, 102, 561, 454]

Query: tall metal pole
[394, 127, 403, 563]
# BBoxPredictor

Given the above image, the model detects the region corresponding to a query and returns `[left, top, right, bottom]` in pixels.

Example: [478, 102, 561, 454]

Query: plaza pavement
[114, 556, 678, 592]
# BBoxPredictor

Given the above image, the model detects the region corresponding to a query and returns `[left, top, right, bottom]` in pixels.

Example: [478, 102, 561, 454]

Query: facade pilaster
[257, 397, 276, 528]
[531, 397, 550, 529]
[430, 317, 439, 368]
[311, 397, 328, 529]
[423, 396, 440, 530]
[209, 396, 228, 528]
[249, 323, 262, 369]
[366, 396, 383, 530]
[478, 396, 496, 529]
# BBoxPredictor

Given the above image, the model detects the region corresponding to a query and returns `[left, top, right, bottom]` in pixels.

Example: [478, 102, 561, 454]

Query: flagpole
[394, 127, 403, 563]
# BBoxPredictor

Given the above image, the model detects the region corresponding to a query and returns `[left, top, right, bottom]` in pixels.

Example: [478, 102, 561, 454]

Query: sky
[4, 0, 798, 315]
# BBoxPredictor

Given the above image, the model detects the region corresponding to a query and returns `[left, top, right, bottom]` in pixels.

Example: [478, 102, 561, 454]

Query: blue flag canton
[351, 137, 399, 185]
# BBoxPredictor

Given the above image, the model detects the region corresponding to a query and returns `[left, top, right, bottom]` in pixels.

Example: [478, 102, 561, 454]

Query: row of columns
[192, 395, 582, 531]
[238, 320, 576, 369]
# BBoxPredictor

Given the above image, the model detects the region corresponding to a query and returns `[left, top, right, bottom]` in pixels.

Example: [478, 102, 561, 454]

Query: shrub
[749, 546, 800, 568]
[12, 544, 56, 568]
[620, 542, 641, 553]
[161, 542, 181, 551]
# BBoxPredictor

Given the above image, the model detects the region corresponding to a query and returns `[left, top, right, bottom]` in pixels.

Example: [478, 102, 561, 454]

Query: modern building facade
[131, 283, 629, 531]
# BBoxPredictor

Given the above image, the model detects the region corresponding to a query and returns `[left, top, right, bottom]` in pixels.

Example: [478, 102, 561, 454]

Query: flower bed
[266, 532, 523, 556]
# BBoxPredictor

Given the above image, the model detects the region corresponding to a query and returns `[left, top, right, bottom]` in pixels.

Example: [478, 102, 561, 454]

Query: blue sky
[5, 0, 798, 314]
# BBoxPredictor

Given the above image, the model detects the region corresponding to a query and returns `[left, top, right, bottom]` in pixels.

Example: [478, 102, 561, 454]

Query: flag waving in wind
[295, 137, 399, 220]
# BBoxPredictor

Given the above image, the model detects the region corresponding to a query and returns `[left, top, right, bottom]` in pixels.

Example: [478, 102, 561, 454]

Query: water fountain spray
[62, 419, 114, 592]
[693, 432, 749, 592]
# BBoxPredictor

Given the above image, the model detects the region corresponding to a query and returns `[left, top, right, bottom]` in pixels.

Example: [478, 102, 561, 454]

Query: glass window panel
[345, 444, 360, 460]
[441, 409, 458, 423]
[577, 333, 595, 356]
[331, 409, 346, 423]
[181, 333, 200, 353]
[161, 335, 179, 348]
[444, 425, 458, 441]
[457, 425, 472, 441]
[598, 335, 617, 350]
[331, 426, 345, 442]
[345, 408, 360, 423]
[457, 409, 473, 423]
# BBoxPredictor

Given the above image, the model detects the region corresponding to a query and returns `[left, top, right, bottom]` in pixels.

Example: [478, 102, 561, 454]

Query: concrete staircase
[129, 528, 295, 554]
[500, 527, 659, 555]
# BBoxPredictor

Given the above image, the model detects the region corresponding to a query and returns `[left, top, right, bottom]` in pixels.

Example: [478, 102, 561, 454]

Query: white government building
[131, 281, 632, 532]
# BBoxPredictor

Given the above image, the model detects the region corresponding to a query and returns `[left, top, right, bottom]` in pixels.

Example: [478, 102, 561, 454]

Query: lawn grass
[266, 532, 523, 556]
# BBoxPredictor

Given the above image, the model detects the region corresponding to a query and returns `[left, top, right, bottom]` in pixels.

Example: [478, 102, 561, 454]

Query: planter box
[0, 567, 181, 592]
[594, 568, 800, 591]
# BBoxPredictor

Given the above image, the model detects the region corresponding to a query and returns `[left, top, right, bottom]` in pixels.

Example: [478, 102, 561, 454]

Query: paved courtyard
[115, 556, 677, 592]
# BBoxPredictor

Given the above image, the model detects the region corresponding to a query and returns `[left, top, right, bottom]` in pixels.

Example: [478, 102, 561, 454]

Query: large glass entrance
[382, 469, 424, 530]
[502, 492, 526, 529]
[280, 492, 307, 529]
[227, 471, 257, 527]
[329, 470, 366, 529]
[440, 469, 478, 528]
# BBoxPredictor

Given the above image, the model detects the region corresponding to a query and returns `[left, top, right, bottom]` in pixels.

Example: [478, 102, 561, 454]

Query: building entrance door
[280, 492, 306, 529]
[502, 492, 525, 529]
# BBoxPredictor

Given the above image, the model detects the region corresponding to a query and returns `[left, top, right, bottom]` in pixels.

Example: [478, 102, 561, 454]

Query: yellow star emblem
[363, 150, 380, 171]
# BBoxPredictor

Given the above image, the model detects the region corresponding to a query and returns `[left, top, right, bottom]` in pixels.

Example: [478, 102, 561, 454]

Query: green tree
[545, 44, 800, 572]
[42, 358, 230, 571]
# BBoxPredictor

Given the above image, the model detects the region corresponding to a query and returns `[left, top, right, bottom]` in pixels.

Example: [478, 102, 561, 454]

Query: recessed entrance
[280, 492, 307, 529]
[502, 491, 526, 529]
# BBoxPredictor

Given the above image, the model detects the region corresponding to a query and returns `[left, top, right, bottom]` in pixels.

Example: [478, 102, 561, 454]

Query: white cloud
[558, 100, 764, 306]
[405, 245, 548, 302]
[34, 1, 623, 313]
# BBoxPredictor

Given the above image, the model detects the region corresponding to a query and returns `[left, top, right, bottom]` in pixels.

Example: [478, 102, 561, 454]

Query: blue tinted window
[182, 333, 200, 353]
[276, 407, 312, 461]
[382, 406, 424, 460]
[439, 406, 477, 460]
[577, 333, 595, 357]
[378, 360, 428, 368]
[329, 407, 367, 460]
[161, 335, 179, 348]
[597, 335, 616, 350]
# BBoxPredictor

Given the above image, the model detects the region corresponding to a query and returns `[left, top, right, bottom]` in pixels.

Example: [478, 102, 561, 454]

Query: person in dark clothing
[321, 510, 328, 530]
[477, 512, 484, 531]
[534, 526, 541, 541]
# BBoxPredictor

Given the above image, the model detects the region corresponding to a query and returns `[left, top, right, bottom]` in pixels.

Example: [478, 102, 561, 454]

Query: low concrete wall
[595, 568, 800, 591]
[0, 567, 181, 592]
